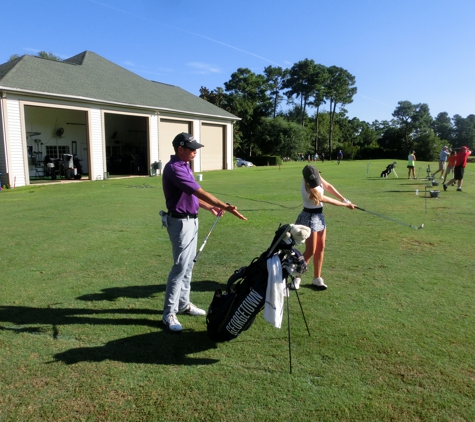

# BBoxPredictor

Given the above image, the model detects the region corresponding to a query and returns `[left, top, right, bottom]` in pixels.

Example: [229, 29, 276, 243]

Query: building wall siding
[150, 114, 158, 167]
[89, 107, 104, 180]
[226, 124, 234, 170]
[6, 99, 25, 187]
[0, 98, 7, 186]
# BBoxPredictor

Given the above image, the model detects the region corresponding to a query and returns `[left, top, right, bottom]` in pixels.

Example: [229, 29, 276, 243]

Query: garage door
[201, 123, 224, 171]
[159, 119, 191, 164]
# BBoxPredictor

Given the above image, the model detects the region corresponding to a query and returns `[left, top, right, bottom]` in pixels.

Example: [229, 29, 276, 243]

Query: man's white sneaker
[163, 313, 182, 332]
[178, 303, 206, 316]
[312, 277, 327, 291]
[290, 277, 301, 290]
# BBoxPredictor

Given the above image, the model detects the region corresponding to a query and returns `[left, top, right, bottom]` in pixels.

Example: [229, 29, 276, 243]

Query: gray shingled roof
[0, 51, 236, 119]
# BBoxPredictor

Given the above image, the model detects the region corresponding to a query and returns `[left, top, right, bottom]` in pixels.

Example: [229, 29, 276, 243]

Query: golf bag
[380, 161, 397, 177]
[206, 224, 308, 342]
[73, 155, 83, 179]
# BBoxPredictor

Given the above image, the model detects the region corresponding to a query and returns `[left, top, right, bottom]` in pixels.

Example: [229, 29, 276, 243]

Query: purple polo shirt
[162, 155, 201, 214]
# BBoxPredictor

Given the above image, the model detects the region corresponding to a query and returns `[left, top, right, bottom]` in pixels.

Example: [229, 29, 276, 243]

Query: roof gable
[0, 51, 236, 119]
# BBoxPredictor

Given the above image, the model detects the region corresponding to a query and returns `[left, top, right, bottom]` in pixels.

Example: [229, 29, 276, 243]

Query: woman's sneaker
[290, 277, 301, 290]
[163, 313, 182, 332]
[312, 277, 327, 291]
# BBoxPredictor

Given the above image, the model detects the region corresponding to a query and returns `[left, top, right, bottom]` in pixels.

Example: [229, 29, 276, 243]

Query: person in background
[337, 150, 343, 164]
[321, 152, 325, 163]
[291, 165, 356, 291]
[444, 146, 472, 192]
[443, 149, 457, 185]
[161, 132, 247, 332]
[407, 150, 417, 179]
[433, 146, 450, 179]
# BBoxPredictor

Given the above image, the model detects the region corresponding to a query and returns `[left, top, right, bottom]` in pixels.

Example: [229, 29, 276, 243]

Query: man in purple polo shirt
[162, 132, 247, 332]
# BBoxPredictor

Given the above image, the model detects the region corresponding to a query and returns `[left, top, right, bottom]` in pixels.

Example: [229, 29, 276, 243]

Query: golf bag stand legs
[293, 286, 311, 337]
[285, 277, 311, 375]
[286, 284, 293, 375]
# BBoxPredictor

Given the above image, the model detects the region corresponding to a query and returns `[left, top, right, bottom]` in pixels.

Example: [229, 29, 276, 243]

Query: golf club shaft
[356, 206, 423, 230]
[193, 211, 222, 262]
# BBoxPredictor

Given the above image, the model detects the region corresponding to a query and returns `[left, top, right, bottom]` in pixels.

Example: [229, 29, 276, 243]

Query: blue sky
[2, 0, 474, 123]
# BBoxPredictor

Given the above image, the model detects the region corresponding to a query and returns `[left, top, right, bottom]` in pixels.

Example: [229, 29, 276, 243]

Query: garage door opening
[25, 105, 89, 183]
[105, 113, 149, 176]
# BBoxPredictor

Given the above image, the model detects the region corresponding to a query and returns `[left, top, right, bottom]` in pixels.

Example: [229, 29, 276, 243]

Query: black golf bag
[73, 155, 83, 179]
[206, 224, 307, 342]
[380, 161, 397, 177]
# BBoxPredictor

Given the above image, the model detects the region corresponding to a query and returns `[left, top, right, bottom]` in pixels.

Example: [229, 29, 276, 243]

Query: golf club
[193, 210, 223, 262]
[356, 206, 424, 230]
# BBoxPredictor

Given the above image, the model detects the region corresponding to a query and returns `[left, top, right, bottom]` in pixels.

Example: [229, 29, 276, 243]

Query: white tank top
[301, 179, 324, 209]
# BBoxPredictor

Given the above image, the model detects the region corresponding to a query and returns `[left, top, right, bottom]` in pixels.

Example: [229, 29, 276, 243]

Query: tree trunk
[328, 100, 336, 160]
[315, 108, 320, 153]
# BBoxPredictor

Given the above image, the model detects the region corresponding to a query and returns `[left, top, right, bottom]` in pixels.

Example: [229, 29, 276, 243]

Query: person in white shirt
[292, 165, 356, 290]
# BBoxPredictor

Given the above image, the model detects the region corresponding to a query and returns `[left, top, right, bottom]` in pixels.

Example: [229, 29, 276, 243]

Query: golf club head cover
[289, 224, 310, 245]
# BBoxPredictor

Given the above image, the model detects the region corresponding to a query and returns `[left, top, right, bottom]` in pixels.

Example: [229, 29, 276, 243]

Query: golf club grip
[193, 213, 221, 262]
[193, 239, 207, 262]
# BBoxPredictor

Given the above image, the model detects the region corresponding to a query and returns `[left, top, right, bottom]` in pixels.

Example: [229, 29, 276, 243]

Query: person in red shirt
[444, 146, 472, 192]
[443, 149, 457, 185]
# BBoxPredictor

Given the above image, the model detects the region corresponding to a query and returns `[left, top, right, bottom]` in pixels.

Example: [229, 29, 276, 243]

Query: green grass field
[1, 160, 474, 421]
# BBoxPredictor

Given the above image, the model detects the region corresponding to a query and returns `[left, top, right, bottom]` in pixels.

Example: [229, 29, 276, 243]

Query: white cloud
[186, 62, 221, 74]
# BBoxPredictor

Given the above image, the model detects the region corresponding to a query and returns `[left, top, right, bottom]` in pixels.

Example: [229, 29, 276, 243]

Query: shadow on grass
[0, 305, 160, 328]
[1, 305, 219, 366]
[77, 284, 165, 301]
[53, 330, 219, 366]
[76, 280, 222, 301]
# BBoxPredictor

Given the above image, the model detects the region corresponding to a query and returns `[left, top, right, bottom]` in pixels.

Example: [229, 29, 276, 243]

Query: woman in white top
[293, 165, 356, 290]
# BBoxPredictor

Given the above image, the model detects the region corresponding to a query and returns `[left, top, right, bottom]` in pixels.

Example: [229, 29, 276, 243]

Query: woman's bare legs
[303, 229, 326, 278]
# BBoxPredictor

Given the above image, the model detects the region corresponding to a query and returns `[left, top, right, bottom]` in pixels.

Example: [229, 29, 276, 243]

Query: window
[106, 145, 120, 157]
[45, 145, 70, 158]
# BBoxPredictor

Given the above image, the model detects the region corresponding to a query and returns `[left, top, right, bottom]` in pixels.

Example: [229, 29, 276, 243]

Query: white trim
[0, 97, 9, 174]
[0, 87, 240, 121]
[5, 99, 25, 186]
[88, 108, 103, 180]
[150, 114, 159, 167]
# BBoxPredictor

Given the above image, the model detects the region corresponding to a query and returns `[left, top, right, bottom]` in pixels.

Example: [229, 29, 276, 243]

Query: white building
[0, 51, 237, 187]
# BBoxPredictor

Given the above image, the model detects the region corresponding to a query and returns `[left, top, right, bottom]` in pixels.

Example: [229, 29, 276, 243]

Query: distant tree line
[9, 51, 62, 62]
[200, 60, 475, 161]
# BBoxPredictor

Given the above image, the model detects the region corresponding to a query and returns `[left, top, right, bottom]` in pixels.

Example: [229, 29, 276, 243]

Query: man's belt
[169, 212, 198, 219]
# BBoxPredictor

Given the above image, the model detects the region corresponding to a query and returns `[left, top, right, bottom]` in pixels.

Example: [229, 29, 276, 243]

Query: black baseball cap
[172, 133, 204, 149]
[302, 165, 321, 188]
